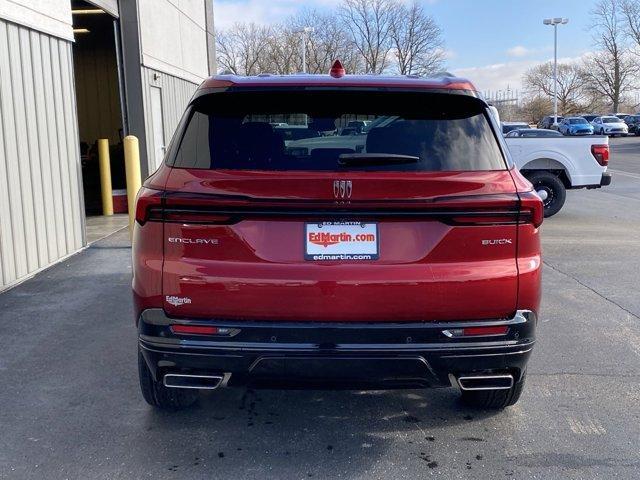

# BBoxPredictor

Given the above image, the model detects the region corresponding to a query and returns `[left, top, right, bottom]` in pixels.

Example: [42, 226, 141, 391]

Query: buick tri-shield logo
[333, 180, 352, 199]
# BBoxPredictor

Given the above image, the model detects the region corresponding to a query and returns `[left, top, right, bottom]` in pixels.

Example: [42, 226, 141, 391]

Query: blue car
[558, 117, 594, 136]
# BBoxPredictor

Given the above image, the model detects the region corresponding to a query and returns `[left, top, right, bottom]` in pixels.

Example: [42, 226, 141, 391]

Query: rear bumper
[138, 310, 536, 389]
[581, 172, 612, 190]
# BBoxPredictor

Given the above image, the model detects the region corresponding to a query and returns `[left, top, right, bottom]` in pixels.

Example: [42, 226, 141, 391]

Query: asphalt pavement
[1, 138, 639, 479]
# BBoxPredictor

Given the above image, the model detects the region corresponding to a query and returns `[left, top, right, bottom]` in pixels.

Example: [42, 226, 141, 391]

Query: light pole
[297, 26, 314, 73]
[543, 18, 569, 125]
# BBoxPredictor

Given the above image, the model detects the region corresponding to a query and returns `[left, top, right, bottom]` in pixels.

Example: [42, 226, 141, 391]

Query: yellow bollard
[97, 139, 113, 216]
[123, 135, 142, 237]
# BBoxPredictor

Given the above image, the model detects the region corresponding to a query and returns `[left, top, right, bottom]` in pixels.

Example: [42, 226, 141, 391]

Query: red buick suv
[133, 67, 542, 410]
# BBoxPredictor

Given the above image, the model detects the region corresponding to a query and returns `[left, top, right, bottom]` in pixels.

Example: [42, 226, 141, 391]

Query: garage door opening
[72, 1, 129, 241]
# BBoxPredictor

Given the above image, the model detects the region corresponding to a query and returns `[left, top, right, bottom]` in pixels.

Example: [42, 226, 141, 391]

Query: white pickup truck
[504, 136, 612, 216]
[489, 108, 611, 216]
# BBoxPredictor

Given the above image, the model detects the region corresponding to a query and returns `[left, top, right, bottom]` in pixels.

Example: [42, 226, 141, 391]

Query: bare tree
[339, 0, 397, 74]
[621, 0, 640, 52]
[581, 0, 638, 112]
[520, 96, 553, 124]
[216, 29, 240, 74]
[289, 10, 363, 74]
[523, 62, 586, 114]
[216, 0, 445, 77]
[216, 23, 273, 75]
[262, 26, 301, 74]
[390, 1, 445, 75]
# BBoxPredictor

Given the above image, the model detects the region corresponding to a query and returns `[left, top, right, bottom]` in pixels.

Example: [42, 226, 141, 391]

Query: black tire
[526, 171, 566, 218]
[138, 349, 199, 410]
[460, 374, 526, 409]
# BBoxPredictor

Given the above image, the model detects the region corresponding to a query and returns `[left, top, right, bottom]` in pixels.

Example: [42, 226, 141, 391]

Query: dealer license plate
[305, 222, 379, 261]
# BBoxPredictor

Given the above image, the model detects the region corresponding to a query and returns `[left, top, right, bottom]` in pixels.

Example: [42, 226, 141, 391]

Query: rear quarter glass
[169, 90, 508, 172]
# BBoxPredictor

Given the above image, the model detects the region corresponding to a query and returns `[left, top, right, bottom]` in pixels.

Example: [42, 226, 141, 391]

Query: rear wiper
[338, 153, 420, 166]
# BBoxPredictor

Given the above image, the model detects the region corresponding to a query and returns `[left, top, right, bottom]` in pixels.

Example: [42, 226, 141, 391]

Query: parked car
[274, 125, 321, 145]
[623, 115, 640, 135]
[505, 128, 562, 138]
[346, 120, 370, 133]
[611, 113, 630, 120]
[591, 116, 629, 136]
[558, 117, 594, 136]
[502, 121, 530, 134]
[133, 70, 543, 411]
[581, 114, 599, 123]
[538, 115, 564, 130]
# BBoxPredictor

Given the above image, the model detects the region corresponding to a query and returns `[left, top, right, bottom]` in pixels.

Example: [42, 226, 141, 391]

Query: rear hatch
[156, 89, 526, 322]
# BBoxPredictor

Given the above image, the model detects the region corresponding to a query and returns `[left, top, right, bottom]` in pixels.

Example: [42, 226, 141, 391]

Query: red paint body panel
[152, 169, 522, 322]
[132, 221, 164, 319]
[132, 75, 542, 325]
[161, 219, 518, 321]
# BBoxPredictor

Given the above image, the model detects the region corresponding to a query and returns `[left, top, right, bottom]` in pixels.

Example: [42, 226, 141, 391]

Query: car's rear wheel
[525, 171, 566, 217]
[138, 349, 199, 410]
[460, 373, 526, 409]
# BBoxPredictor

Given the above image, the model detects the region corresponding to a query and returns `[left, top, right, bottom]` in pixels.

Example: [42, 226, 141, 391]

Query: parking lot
[0, 137, 639, 480]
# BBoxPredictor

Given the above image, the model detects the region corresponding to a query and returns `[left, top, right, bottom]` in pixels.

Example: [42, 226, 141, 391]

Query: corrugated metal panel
[140, 66, 197, 173]
[0, 0, 73, 41]
[0, 19, 84, 290]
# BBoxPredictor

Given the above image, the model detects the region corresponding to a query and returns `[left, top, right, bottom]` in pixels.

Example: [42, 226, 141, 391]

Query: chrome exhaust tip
[163, 374, 225, 390]
[456, 374, 514, 391]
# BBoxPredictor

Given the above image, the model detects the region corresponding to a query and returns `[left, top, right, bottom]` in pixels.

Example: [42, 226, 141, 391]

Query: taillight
[445, 212, 521, 226]
[135, 187, 163, 225]
[136, 190, 236, 225]
[591, 144, 609, 166]
[518, 191, 544, 228]
[162, 211, 235, 224]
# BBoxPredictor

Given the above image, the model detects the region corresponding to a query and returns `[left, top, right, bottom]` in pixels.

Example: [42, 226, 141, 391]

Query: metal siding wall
[0, 19, 84, 290]
[140, 66, 197, 173]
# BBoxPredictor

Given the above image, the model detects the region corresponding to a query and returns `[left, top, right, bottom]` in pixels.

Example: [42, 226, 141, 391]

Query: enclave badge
[168, 238, 219, 245]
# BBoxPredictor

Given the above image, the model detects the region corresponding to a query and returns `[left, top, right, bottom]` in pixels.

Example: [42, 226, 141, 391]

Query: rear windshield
[172, 91, 506, 171]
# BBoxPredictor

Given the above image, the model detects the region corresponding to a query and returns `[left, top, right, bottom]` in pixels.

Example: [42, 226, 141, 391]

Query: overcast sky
[213, 0, 600, 93]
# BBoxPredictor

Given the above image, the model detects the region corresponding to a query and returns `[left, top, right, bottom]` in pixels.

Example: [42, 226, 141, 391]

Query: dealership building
[0, 0, 216, 290]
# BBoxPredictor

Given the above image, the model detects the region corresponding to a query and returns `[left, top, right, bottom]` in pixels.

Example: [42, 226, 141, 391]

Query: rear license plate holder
[305, 222, 379, 261]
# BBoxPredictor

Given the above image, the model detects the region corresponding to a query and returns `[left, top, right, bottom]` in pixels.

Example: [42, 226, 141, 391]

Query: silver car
[591, 116, 628, 136]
